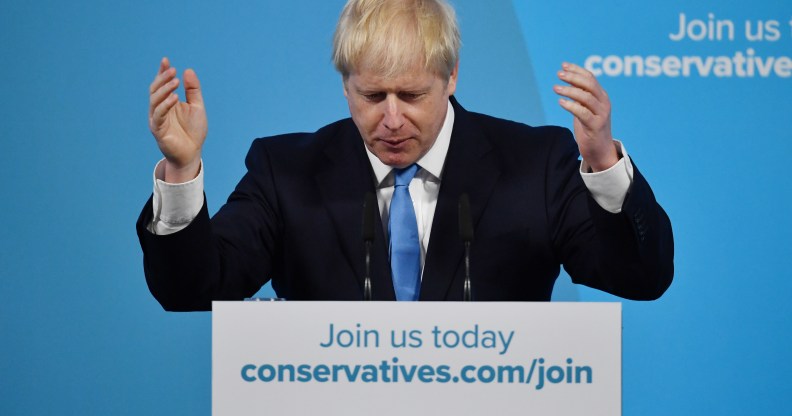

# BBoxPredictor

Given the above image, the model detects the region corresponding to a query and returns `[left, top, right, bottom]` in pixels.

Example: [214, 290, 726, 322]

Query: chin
[377, 153, 415, 168]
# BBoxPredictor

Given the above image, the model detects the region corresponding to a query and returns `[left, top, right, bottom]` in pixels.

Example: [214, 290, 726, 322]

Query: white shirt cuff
[148, 159, 205, 235]
[580, 140, 634, 214]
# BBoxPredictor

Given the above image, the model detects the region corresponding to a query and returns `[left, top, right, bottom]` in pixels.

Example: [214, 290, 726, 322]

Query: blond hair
[332, 0, 461, 79]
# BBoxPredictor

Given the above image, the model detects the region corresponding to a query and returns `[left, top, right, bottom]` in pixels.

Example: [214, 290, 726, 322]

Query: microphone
[458, 193, 474, 302]
[362, 192, 377, 301]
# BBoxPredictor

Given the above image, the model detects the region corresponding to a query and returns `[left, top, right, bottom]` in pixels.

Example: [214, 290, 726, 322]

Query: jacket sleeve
[136, 140, 282, 311]
[546, 130, 674, 300]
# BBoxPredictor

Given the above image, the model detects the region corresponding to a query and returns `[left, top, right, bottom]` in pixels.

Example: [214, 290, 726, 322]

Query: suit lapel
[314, 122, 396, 300]
[420, 98, 500, 300]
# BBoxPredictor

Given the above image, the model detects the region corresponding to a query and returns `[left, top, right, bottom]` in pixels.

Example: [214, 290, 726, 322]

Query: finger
[157, 57, 170, 75]
[149, 77, 180, 116]
[558, 65, 606, 101]
[182, 69, 204, 106]
[561, 62, 589, 76]
[561, 62, 602, 84]
[558, 98, 595, 125]
[553, 84, 599, 115]
[557, 69, 597, 94]
[151, 93, 179, 127]
[149, 65, 177, 95]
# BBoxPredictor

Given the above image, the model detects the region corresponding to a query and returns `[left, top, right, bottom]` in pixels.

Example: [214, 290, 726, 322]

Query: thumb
[183, 69, 204, 106]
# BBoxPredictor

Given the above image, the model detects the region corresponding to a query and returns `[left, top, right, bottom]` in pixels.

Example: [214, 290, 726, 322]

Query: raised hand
[148, 57, 207, 183]
[553, 62, 619, 172]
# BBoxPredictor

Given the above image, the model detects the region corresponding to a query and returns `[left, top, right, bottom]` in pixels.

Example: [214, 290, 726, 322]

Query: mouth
[379, 137, 412, 148]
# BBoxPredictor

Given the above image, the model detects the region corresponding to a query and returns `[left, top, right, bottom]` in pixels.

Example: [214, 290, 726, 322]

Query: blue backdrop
[1, 0, 789, 414]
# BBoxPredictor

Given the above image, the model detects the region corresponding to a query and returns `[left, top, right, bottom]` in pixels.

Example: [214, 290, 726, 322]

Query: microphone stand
[362, 192, 377, 301]
[364, 239, 372, 301]
[463, 240, 472, 302]
[459, 193, 474, 302]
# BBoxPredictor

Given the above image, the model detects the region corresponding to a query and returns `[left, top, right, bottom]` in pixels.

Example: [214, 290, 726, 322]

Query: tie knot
[393, 164, 419, 187]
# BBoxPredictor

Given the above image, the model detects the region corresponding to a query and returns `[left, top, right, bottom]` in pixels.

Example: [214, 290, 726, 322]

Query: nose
[382, 95, 405, 131]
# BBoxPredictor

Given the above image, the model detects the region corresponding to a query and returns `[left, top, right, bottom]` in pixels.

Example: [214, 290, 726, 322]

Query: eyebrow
[355, 86, 431, 94]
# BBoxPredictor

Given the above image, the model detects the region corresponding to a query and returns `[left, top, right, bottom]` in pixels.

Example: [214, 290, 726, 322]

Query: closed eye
[398, 92, 425, 102]
[362, 92, 386, 102]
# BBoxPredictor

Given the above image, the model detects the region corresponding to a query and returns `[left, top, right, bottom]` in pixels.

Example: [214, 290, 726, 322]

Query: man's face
[343, 64, 458, 168]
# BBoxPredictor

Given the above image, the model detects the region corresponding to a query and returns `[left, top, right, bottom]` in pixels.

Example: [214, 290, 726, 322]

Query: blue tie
[389, 164, 421, 301]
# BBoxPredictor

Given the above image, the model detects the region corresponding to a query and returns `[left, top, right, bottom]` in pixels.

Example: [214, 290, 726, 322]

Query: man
[137, 0, 673, 311]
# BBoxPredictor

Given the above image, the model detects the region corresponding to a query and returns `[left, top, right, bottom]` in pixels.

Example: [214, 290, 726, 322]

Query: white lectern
[213, 301, 621, 415]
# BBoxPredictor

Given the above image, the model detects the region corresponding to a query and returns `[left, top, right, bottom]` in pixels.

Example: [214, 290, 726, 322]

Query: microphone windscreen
[362, 192, 377, 242]
[458, 193, 474, 242]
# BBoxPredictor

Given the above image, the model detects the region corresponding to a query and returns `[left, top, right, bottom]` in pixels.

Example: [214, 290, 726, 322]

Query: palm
[554, 62, 618, 171]
[148, 60, 207, 172]
[572, 116, 606, 151]
[155, 98, 207, 164]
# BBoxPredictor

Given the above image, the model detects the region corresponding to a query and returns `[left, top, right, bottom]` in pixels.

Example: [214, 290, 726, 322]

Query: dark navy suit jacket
[137, 98, 674, 311]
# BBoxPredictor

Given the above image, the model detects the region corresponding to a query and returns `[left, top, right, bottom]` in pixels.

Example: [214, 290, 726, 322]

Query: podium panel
[213, 301, 621, 415]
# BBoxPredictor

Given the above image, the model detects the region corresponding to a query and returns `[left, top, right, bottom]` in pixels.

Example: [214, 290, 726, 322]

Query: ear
[446, 61, 459, 96]
[342, 75, 349, 99]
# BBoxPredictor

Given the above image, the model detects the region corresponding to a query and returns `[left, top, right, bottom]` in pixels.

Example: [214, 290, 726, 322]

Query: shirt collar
[365, 99, 455, 186]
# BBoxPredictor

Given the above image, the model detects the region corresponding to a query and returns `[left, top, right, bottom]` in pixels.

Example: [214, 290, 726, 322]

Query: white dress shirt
[149, 100, 635, 272]
[364, 100, 455, 270]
